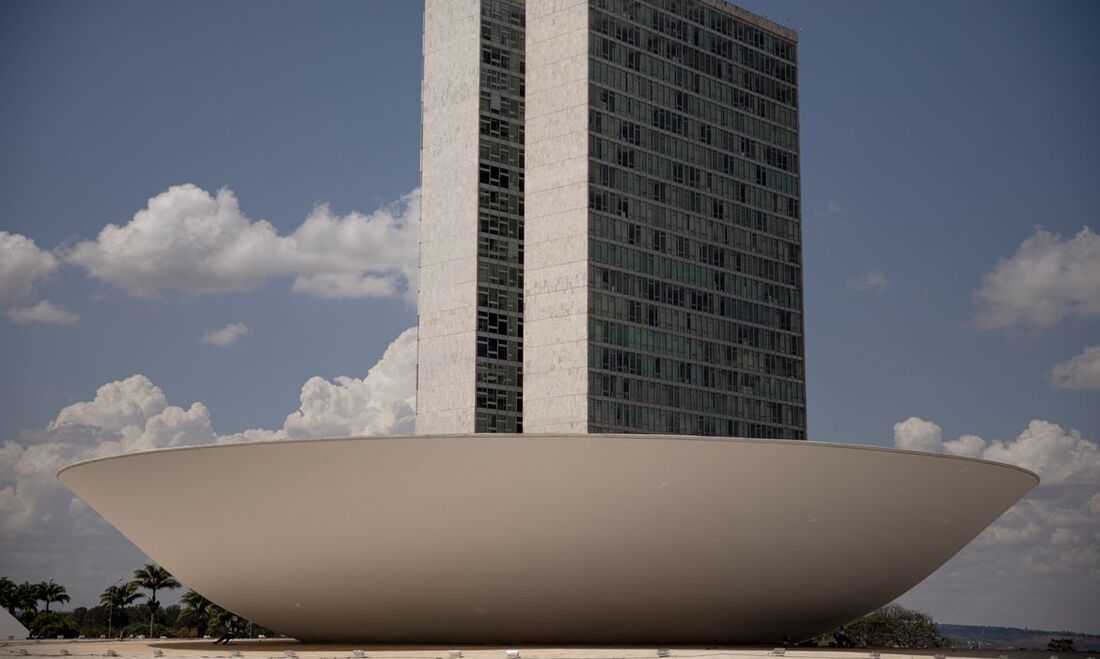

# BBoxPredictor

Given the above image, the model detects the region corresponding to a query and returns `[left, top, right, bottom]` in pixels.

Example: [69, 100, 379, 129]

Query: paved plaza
[0, 640, 1086, 659]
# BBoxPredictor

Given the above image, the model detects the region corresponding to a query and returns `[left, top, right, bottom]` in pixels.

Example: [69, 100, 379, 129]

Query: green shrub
[119, 621, 172, 639]
[839, 604, 949, 648]
[27, 612, 79, 639]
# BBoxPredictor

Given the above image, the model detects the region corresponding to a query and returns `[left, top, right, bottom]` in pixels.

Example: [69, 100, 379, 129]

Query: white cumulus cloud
[892, 416, 944, 453]
[894, 417, 1007, 458]
[4, 300, 79, 325]
[975, 226, 1100, 331]
[49, 375, 174, 434]
[64, 184, 420, 302]
[0, 230, 59, 307]
[1, 375, 218, 536]
[1050, 345, 1100, 391]
[201, 322, 251, 347]
[893, 418, 1100, 630]
[283, 326, 416, 438]
[848, 270, 889, 293]
[0, 230, 74, 324]
[215, 428, 287, 445]
[894, 416, 1099, 482]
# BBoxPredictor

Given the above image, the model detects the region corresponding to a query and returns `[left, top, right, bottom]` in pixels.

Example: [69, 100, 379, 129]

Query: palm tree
[100, 582, 142, 609]
[0, 577, 16, 615]
[131, 564, 181, 638]
[179, 590, 211, 611]
[100, 581, 141, 639]
[179, 590, 213, 637]
[14, 582, 39, 615]
[38, 580, 70, 613]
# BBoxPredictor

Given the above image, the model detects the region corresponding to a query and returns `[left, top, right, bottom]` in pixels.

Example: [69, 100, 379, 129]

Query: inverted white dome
[60, 435, 1036, 643]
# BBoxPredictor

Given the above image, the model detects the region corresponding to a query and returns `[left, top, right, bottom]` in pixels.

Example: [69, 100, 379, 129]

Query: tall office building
[419, 0, 806, 440]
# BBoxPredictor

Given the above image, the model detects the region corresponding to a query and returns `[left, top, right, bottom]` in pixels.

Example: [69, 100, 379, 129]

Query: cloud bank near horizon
[893, 417, 1100, 631]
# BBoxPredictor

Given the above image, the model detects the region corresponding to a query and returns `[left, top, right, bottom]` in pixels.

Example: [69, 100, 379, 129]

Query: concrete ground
[0, 640, 1090, 659]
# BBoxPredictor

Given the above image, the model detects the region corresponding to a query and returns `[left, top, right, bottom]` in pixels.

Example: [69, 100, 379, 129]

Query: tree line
[1, 576, 1052, 651]
[1, 565, 272, 640]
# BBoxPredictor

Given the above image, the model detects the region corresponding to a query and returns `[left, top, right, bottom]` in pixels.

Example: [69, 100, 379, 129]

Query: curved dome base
[59, 435, 1036, 644]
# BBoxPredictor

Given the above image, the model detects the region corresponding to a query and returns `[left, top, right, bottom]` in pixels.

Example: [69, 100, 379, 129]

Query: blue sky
[1, 0, 1098, 635]
[0, 0, 422, 435]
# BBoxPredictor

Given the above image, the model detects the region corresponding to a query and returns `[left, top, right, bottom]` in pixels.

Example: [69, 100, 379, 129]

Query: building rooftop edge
[698, 0, 799, 42]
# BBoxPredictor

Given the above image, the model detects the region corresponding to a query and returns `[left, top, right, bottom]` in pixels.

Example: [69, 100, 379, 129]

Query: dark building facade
[475, 0, 526, 432]
[584, 0, 805, 438]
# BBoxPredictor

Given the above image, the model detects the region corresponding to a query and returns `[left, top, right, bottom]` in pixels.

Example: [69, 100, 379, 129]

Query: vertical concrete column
[523, 0, 591, 433]
[416, 0, 482, 434]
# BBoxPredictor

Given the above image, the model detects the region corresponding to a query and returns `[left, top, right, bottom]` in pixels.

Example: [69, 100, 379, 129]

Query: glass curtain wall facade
[584, 0, 805, 439]
[475, 0, 526, 433]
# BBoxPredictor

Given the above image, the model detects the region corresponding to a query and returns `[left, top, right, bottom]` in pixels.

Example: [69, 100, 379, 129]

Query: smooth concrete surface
[59, 435, 1037, 644]
[0, 610, 28, 641]
[415, 0, 483, 435]
[522, 0, 592, 434]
